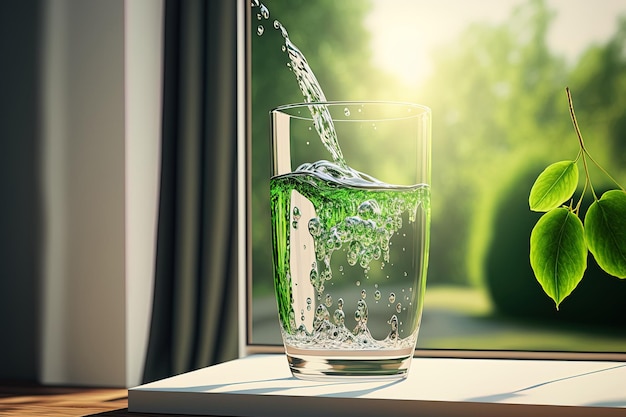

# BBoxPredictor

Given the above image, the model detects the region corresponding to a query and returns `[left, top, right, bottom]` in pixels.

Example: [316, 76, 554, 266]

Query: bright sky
[365, 0, 626, 86]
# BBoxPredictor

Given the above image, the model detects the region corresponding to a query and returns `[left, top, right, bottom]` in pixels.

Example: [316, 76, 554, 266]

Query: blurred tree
[420, 0, 574, 286]
[568, 15, 626, 171]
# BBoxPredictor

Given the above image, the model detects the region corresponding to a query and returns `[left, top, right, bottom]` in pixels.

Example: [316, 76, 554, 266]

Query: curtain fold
[142, 0, 239, 384]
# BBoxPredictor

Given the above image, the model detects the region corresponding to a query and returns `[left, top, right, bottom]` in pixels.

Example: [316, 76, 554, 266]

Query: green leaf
[530, 207, 587, 309]
[529, 161, 579, 212]
[584, 190, 626, 278]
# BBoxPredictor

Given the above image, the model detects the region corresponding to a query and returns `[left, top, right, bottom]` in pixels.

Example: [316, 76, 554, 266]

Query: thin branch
[566, 87, 597, 200]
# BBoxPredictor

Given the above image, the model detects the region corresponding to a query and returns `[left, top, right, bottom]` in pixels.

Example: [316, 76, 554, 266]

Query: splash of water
[253, 1, 347, 169]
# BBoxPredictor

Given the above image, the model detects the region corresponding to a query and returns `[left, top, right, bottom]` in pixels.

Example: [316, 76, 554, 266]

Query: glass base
[285, 347, 414, 381]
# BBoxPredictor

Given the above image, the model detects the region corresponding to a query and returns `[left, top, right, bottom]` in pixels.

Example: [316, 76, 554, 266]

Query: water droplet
[404, 271, 408, 277]
[292, 206, 301, 220]
[260, 4, 269, 19]
[273, 19, 281, 30]
[306, 297, 312, 305]
[361, 289, 366, 299]
[338, 265, 343, 272]
[396, 303, 402, 313]
[257, 13, 262, 20]
[389, 293, 396, 303]
[256, 25, 264, 36]
[374, 290, 381, 301]
[325, 294, 332, 307]
[250, 0, 259, 7]
[356, 280, 360, 287]
[343, 107, 351, 116]
[292, 220, 298, 229]
[337, 298, 344, 309]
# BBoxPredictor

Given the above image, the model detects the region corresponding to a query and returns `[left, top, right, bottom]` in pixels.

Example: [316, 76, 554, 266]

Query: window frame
[238, 0, 626, 363]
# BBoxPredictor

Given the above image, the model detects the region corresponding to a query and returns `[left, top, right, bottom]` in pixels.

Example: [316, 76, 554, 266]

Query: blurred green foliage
[251, 0, 626, 307]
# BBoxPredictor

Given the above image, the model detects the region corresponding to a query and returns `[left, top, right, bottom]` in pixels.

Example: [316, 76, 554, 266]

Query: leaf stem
[566, 87, 626, 194]
[566, 87, 598, 200]
[573, 176, 588, 215]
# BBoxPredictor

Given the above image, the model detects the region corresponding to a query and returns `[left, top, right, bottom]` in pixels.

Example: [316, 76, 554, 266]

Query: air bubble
[357, 200, 381, 219]
[333, 309, 345, 325]
[315, 304, 329, 321]
[355, 299, 368, 324]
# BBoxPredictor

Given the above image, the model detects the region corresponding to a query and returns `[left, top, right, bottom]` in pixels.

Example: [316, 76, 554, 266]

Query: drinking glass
[270, 101, 431, 380]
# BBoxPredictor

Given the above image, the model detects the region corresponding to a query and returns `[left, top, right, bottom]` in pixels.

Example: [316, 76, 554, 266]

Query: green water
[271, 169, 430, 349]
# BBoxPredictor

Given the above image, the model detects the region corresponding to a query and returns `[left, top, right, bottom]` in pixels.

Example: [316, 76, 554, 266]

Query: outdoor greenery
[252, 0, 626, 334]
[529, 89, 626, 309]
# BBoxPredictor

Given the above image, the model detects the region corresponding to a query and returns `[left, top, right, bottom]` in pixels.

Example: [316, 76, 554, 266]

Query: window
[246, 0, 626, 359]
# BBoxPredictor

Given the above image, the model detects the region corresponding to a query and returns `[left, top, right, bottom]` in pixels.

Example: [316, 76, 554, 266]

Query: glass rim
[271, 100, 431, 122]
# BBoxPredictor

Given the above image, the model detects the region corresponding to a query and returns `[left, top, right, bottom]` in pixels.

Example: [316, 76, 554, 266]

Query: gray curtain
[142, 0, 239, 383]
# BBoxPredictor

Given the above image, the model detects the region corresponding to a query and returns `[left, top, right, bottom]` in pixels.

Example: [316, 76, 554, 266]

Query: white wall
[41, 0, 162, 387]
[124, 0, 163, 388]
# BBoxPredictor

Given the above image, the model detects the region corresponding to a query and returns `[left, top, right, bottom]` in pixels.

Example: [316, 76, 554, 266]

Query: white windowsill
[129, 354, 626, 416]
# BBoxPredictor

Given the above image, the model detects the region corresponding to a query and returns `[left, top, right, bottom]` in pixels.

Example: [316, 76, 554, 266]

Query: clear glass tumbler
[270, 101, 431, 380]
